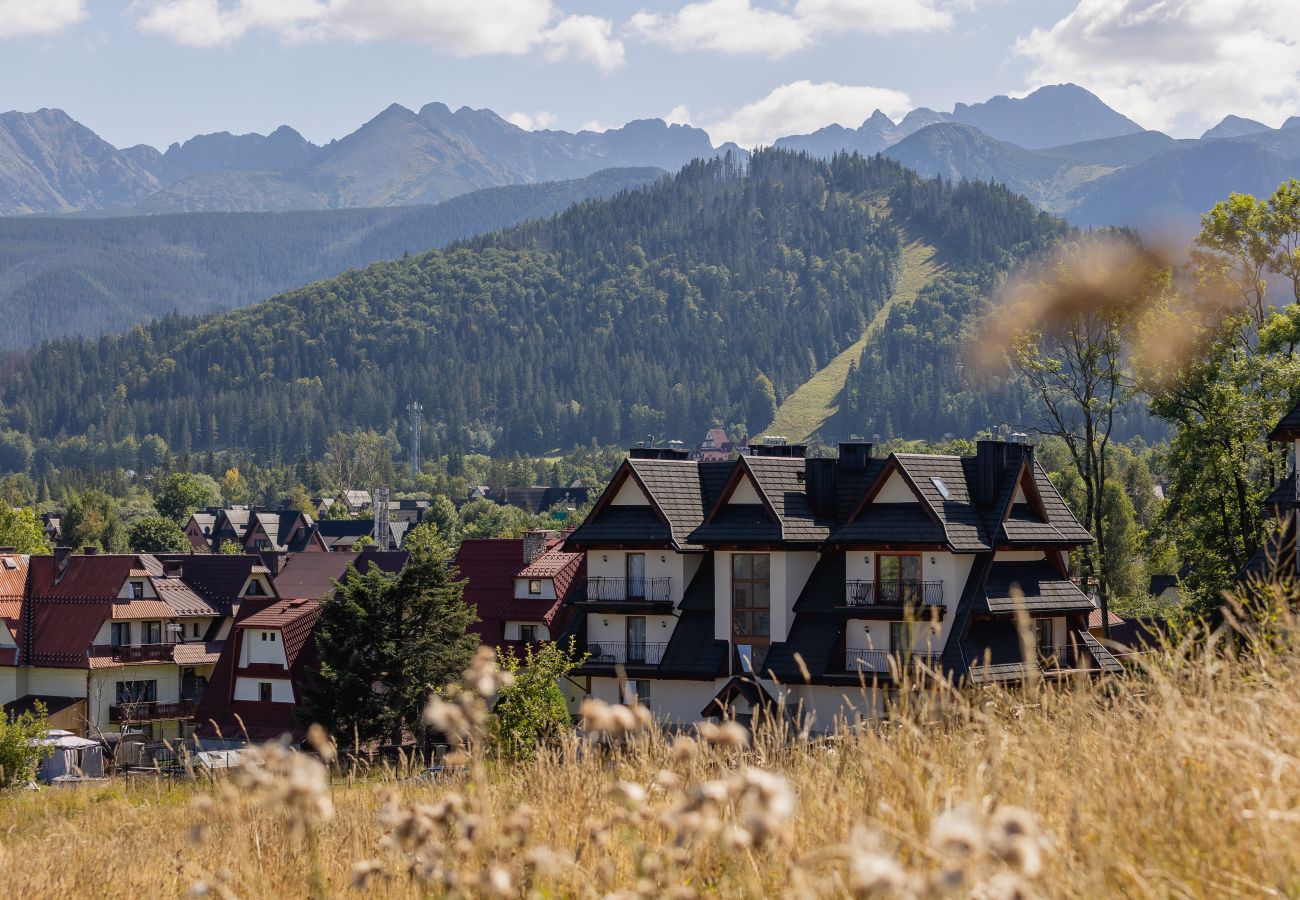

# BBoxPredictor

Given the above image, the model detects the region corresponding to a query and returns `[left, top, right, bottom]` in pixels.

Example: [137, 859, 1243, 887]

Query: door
[878, 554, 922, 605]
[626, 553, 646, 600]
[626, 616, 647, 663]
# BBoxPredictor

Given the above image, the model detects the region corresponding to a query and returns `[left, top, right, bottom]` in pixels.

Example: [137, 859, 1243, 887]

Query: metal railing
[844, 580, 944, 607]
[585, 577, 673, 604]
[845, 649, 942, 673]
[109, 699, 196, 723]
[584, 641, 667, 666]
[1037, 645, 1079, 669]
[92, 643, 175, 663]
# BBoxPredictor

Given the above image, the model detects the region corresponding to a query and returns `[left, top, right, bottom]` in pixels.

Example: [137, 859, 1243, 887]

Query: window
[110, 622, 131, 648]
[626, 553, 646, 599]
[260, 632, 267, 641]
[269, 631, 277, 642]
[142, 621, 162, 644]
[731, 554, 771, 642]
[626, 616, 647, 663]
[259, 682, 273, 702]
[890, 622, 917, 654]
[192, 623, 200, 639]
[115, 680, 157, 704]
[877, 554, 922, 605]
[128, 580, 144, 599]
[622, 679, 649, 707]
[528, 579, 543, 595]
[519, 624, 538, 643]
[245, 579, 266, 596]
[1036, 619, 1054, 657]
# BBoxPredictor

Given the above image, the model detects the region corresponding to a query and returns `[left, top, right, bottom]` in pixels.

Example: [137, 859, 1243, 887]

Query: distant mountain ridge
[2, 83, 1299, 237]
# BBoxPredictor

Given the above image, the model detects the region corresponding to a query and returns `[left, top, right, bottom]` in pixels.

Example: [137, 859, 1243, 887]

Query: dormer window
[528, 579, 542, 595]
[129, 581, 144, 599]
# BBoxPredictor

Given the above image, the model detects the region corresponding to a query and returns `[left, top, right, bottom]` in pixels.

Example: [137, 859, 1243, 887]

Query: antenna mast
[407, 401, 423, 478]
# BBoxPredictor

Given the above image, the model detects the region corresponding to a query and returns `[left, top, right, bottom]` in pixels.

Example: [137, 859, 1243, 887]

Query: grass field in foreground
[4, 611, 1300, 898]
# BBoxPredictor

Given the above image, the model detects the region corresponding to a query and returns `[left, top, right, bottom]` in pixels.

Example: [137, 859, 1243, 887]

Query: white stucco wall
[874, 472, 919, 503]
[240, 630, 289, 667]
[514, 577, 557, 600]
[234, 677, 295, 703]
[588, 613, 677, 645]
[116, 578, 157, 599]
[88, 665, 182, 730]
[610, 478, 650, 506]
[729, 477, 762, 505]
[27, 668, 87, 699]
[586, 550, 696, 605]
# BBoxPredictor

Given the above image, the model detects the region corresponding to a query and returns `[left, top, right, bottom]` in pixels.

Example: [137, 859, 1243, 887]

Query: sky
[3, 0, 1299, 151]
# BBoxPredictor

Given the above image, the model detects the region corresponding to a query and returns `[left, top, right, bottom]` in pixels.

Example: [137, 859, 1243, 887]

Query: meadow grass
[3, 615, 1300, 898]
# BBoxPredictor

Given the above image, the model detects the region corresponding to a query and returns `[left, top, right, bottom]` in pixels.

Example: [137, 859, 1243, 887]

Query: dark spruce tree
[301, 523, 479, 747]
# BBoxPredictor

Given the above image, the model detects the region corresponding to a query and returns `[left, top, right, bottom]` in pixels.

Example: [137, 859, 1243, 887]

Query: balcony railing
[92, 643, 175, 663]
[845, 649, 942, 674]
[109, 699, 196, 723]
[584, 577, 673, 604]
[844, 580, 944, 608]
[1038, 645, 1079, 670]
[584, 641, 667, 666]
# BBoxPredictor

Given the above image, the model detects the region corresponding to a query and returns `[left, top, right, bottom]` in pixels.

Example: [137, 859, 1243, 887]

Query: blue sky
[3, 1, 1297, 150]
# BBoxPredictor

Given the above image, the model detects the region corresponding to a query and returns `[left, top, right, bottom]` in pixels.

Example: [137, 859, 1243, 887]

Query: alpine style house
[563, 438, 1122, 728]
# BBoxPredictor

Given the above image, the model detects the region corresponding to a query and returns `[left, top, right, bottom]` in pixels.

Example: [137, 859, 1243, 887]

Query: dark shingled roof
[1269, 398, 1300, 441]
[629, 459, 711, 549]
[743, 457, 833, 542]
[766, 554, 846, 681]
[829, 503, 947, 545]
[977, 561, 1095, 613]
[1029, 463, 1092, 543]
[1078, 630, 1124, 675]
[1266, 473, 1296, 510]
[689, 504, 783, 545]
[895, 454, 990, 551]
[659, 557, 728, 678]
[567, 505, 671, 547]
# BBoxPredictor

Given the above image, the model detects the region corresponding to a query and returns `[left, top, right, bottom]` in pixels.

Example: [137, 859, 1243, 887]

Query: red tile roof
[29, 554, 136, 601]
[110, 599, 175, 619]
[0, 554, 29, 601]
[173, 641, 223, 666]
[455, 539, 584, 644]
[271, 550, 409, 602]
[240, 597, 321, 670]
[1088, 608, 1125, 629]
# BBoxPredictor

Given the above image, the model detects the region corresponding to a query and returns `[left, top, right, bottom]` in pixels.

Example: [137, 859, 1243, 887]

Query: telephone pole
[406, 401, 423, 478]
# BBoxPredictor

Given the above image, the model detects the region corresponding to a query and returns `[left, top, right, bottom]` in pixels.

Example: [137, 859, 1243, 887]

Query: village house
[1238, 398, 1300, 584]
[563, 438, 1121, 728]
[194, 549, 409, 745]
[0, 550, 275, 740]
[185, 507, 326, 554]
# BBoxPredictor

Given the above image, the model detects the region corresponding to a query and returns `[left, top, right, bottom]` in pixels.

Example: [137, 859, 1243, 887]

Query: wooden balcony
[109, 699, 196, 723]
[842, 580, 944, 611]
[580, 577, 674, 610]
[845, 649, 942, 674]
[92, 643, 175, 663]
[583, 641, 667, 666]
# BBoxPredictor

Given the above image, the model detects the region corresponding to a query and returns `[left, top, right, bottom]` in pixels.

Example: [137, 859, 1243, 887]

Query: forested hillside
[0, 168, 663, 349]
[0, 150, 1088, 473]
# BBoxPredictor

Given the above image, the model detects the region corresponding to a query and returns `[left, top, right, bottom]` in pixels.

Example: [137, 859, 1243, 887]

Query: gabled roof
[975, 561, 1095, 614]
[658, 557, 727, 678]
[152, 553, 273, 616]
[239, 597, 321, 668]
[1269, 398, 1300, 441]
[271, 550, 409, 601]
[568, 458, 707, 550]
[29, 554, 138, 601]
[456, 539, 584, 643]
[691, 456, 831, 545]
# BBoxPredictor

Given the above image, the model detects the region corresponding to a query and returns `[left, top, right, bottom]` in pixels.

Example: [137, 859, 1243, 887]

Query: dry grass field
[4, 605, 1300, 899]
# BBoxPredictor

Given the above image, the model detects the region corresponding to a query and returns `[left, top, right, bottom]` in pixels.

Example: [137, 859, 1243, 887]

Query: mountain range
[2, 84, 1296, 239]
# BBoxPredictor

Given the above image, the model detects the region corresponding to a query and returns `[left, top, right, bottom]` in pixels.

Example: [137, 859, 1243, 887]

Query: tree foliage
[303, 528, 479, 746]
[0, 506, 51, 554]
[0, 702, 51, 787]
[155, 472, 221, 524]
[128, 516, 191, 553]
[489, 640, 585, 760]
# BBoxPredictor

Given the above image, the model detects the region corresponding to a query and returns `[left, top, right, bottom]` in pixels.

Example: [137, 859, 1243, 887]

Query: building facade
[563, 440, 1121, 729]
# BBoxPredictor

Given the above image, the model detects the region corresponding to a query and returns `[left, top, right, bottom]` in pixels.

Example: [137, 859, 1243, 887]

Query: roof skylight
[930, 476, 952, 500]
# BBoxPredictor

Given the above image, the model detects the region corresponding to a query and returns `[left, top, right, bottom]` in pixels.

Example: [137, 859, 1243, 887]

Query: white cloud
[506, 110, 558, 130]
[132, 0, 623, 68]
[706, 80, 912, 147]
[579, 119, 610, 133]
[541, 14, 624, 71]
[0, 0, 85, 39]
[630, 0, 809, 58]
[631, 0, 954, 58]
[1015, 0, 1300, 133]
[663, 105, 693, 125]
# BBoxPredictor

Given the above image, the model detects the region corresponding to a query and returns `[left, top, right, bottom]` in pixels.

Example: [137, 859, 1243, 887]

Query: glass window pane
[879, 556, 900, 580]
[733, 583, 752, 609]
[753, 609, 770, 636]
[901, 556, 922, 580]
[753, 583, 770, 610]
[732, 611, 751, 635]
[732, 554, 750, 578]
[752, 554, 770, 579]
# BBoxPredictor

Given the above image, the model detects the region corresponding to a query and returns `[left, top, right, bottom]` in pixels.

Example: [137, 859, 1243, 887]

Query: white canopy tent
[35, 733, 105, 781]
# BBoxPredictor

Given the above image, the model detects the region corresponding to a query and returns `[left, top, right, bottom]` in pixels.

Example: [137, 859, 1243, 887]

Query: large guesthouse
[563, 438, 1121, 728]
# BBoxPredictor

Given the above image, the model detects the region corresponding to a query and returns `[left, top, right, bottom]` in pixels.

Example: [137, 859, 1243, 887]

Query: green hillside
[0, 151, 1074, 474]
[0, 167, 663, 350]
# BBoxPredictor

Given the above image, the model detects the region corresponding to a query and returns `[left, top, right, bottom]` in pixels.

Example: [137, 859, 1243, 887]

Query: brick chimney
[522, 530, 554, 565]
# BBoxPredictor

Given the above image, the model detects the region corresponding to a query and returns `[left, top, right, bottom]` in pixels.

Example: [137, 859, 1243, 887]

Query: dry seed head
[669, 735, 698, 762]
[698, 720, 749, 748]
[485, 865, 513, 898]
[306, 723, 337, 762]
[188, 881, 211, 898]
[613, 780, 648, 807]
[929, 805, 985, 858]
[848, 851, 915, 898]
[350, 859, 386, 890]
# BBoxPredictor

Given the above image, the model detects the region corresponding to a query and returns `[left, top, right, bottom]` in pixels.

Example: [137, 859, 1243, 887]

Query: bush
[489, 640, 585, 760]
[0, 702, 51, 786]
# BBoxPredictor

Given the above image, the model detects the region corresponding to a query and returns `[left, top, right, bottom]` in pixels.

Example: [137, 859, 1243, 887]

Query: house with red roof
[0, 551, 29, 713]
[455, 531, 584, 654]
[2, 550, 277, 740]
[193, 550, 409, 745]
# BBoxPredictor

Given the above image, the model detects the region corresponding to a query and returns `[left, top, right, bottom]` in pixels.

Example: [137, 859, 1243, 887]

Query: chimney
[974, 439, 1033, 506]
[82, 546, 97, 556]
[265, 552, 285, 578]
[522, 530, 554, 565]
[750, 436, 807, 458]
[0, 546, 15, 554]
[629, 447, 690, 460]
[836, 442, 873, 473]
[163, 560, 184, 578]
[804, 458, 838, 518]
[54, 546, 72, 578]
